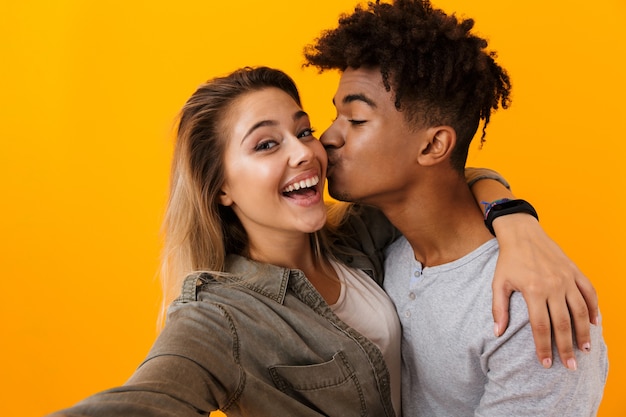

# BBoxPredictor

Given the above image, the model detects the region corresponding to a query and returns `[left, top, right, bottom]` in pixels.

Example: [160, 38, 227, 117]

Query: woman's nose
[289, 136, 315, 166]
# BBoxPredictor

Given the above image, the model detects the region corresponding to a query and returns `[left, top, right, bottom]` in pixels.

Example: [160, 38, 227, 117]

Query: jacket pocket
[269, 351, 367, 416]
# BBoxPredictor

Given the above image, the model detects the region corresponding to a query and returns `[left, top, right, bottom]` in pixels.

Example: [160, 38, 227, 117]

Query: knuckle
[536, 346, 553, 357]
[526, 281, 558, 298]
[572, 303, 590, 321]
[553, 317, 572, 333]
[532, 321, 551, 335]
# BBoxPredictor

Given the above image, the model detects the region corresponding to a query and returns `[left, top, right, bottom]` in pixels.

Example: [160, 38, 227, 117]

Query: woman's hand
[492, 213, 598, 370]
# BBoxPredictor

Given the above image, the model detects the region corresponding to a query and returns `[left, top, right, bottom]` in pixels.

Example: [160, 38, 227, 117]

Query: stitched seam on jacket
[214, 303, 246, 411]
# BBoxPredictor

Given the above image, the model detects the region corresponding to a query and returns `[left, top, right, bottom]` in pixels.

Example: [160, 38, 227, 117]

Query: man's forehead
[339, 67, 384, 90]
[334, 67, 388, 105]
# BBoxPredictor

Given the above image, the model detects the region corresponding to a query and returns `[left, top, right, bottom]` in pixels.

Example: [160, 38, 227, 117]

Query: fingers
[524, 293, 555, 369]
[577, 274, 599, 326]
[487, 214, 599, 370]
[567, 282, 593, 353]
[569, 294, 592, 354]
[555, 262, 595, 355]
[544, 296, 577, 370]
[526, 282, 592, 371]
[491, 282, 511, 338]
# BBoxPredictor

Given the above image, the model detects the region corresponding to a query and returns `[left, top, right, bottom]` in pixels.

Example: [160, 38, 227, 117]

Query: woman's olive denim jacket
[49, 205, 400, 417]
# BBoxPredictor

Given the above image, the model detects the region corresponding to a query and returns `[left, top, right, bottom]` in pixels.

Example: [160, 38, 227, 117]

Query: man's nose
[320, 124, 344, 149]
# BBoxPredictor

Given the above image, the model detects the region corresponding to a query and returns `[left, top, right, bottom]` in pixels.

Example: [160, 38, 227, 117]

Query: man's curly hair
[304, 0, 511, 170]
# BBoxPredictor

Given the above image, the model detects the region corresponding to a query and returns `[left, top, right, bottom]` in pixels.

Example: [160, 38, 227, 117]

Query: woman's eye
[297, 128, 316, 139]
[348, 119, 366, 125]
[255, 140, 278, 151]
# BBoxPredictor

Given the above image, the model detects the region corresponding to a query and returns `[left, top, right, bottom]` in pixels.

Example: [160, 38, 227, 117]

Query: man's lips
[326, 163, 336, 178]
[326, 157, 338, 170]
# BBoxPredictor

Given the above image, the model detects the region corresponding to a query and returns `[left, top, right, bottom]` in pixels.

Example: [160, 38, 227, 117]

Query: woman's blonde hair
[159, 67, 336, 319]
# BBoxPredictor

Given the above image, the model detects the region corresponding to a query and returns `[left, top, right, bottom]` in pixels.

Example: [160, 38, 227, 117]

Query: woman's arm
[469, 175, 598, 370]
[46, 296, 235, 417]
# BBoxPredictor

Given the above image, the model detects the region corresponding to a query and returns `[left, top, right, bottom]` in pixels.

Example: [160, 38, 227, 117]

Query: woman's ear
[218, 186, 233, 206]
[417, 126, 456, 166]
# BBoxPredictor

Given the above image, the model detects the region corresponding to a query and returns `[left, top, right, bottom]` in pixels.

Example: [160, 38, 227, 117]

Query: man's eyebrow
[242, 110, 309, 143]
[332, 93, 377, 108]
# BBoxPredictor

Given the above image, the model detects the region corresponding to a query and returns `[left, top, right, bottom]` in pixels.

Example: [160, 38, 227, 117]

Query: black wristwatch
[484, 198, 539, 236]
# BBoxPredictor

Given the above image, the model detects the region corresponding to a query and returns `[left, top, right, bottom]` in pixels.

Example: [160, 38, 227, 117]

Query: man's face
[321, 67, 424, 206]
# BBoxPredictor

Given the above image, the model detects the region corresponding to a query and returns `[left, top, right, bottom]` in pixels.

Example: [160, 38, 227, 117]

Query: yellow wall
[1, 1, 623, 416]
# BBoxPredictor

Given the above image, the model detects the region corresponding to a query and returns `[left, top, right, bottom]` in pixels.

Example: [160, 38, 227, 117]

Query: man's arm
[337, 167, 600, 370]
[467, 170, 599, 370]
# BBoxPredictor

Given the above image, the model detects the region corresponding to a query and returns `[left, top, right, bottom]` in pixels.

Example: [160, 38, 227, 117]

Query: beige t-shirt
[329, 260, 402, 416]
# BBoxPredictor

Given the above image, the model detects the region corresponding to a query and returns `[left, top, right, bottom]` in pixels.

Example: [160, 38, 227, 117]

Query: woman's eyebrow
[241, 110, 310, 143]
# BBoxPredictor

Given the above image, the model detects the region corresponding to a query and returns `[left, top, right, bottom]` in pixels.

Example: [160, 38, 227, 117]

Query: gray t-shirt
[384, 237, 608, 417]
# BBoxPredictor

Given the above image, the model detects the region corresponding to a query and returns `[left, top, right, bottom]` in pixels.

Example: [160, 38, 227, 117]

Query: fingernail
[593, 316, 600, 326]
[567, 358, 578, 371]
[494, 323, 500, 337]
[582, 342, 591, 353]
[542, 358, 552, 368]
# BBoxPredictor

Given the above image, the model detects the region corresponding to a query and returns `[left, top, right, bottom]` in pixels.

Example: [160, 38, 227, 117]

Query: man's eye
[348, 119, 366, 125]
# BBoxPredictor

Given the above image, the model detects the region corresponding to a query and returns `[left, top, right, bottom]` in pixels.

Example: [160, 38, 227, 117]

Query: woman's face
[219, 87, 328, 245]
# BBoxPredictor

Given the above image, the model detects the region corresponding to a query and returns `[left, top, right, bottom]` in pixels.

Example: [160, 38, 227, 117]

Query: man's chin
[328, 185, 353, 203]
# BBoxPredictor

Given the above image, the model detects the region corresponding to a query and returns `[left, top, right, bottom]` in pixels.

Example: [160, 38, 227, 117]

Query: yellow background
[1, 1, 624, 416]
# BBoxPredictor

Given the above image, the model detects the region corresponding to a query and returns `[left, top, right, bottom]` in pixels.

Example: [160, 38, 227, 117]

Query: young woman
[48, 67, 596, 417]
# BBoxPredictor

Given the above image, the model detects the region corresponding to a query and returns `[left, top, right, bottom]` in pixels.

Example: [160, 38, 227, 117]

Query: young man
[305, 0, 608, 415]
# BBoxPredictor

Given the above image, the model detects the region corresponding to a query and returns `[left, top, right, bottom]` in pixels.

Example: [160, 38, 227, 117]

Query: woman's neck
[247, 232, 315, 270]
[247, 232, 340, 304]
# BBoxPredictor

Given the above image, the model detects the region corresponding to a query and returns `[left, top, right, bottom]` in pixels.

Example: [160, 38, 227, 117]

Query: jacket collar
[224, 254, 296, 304]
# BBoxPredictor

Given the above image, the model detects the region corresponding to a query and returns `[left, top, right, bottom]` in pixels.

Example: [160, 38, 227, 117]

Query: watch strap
[484, 198, 539, 236]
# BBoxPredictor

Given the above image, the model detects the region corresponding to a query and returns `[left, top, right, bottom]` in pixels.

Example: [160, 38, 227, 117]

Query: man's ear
[218, 185, 233, 206]
[417, 126, 456, 167]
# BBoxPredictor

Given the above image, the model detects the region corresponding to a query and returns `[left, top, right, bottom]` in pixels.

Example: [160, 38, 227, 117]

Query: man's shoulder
[385, 234, 409, 256]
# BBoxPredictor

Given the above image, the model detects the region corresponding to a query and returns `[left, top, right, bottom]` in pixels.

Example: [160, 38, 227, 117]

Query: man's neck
[379, 175, 494, 267]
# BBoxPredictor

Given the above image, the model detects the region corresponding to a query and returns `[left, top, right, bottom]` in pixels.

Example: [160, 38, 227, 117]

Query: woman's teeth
[282, 175, 319, 193]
